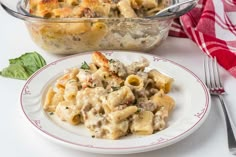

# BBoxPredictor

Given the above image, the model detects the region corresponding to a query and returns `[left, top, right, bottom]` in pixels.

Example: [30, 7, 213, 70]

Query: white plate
[20, 51, 211, 154]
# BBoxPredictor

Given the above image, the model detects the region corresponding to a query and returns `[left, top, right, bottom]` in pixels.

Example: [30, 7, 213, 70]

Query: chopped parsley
[108, 59, 115, 63]
[65, 107, 69, 109]
[136, 108, 141, 113]
[67, 79, 76, 84]
[80, 61, 90, 70]
[111, 86, 120, 91]
[49, 112, 54, 115]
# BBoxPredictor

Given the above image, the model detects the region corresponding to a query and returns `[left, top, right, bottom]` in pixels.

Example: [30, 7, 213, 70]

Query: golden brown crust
[29, 0, 59, 17]
[29, 0, 164, 18]
[92, 51, 109, 68]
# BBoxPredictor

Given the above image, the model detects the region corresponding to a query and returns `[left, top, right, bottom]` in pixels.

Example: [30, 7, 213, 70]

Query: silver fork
[204, 56, 236, 154]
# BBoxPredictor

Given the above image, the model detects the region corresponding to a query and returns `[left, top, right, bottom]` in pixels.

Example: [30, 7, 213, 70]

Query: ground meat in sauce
[109, 60, 127, 78]
[137, 100, 157, 112]
[81, 8, 96, 18]
[126, 57, 149, 74]
[153, 111, 166, 131]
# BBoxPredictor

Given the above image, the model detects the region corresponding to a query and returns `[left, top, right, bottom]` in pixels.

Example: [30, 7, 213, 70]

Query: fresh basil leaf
[9, 52, 46, 76]
[0, 64, 29, 80]
[0, 52, 46, 80]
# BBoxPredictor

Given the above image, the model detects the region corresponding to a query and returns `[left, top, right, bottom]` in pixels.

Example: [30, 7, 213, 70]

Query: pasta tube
[106, 86, 135, 111]
[148, 69, 174, 93]
[108, 106, 138, 122]
[125, 74, 144, 91]
[153, 107, 168, 131]
[142, 0, 158, 8]
[65, 0, 79, 6]
[44, 87, 64, 112]
[92, 51, 109, 68]
[55, 101, 81, 125]
[151, 89, 175, 113]
[131, 111, 154, 135]
[56, 67, 79, 89]
[101, 120, 129, 139]
[117, 0, 137, 18]
[64, 79, 78, 101]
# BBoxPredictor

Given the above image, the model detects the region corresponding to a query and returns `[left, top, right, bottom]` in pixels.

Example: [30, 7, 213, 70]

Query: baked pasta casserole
[29, 0, 167, 18]
[25, 0, 172, 54]
[43, 51, 175, 139]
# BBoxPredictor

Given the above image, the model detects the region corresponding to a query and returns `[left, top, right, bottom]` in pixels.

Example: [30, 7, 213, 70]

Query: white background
[1, 6, 236, 157]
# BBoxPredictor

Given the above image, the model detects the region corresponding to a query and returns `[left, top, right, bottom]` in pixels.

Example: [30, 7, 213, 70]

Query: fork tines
[204, 55, 225, 95]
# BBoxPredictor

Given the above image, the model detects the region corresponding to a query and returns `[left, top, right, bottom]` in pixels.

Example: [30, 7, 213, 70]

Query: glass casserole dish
[1, 0, 192, 54]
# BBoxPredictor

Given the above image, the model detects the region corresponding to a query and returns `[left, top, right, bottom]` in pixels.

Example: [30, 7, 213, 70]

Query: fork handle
[218, 95, 236, 154]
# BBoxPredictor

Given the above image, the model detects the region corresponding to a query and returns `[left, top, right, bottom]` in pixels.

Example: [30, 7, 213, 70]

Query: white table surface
[1, 6, 236, 157]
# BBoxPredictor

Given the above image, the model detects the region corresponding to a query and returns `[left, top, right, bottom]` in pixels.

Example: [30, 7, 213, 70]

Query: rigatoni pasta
[148, 69, 174, 93]
[125, 74, 144, 91]
[131, 111, 154, 135]
[55, 101, 81, 125]
[27, 0, 171, 55]
[43, 51, 175, 139]
[29, 0, 165, 18]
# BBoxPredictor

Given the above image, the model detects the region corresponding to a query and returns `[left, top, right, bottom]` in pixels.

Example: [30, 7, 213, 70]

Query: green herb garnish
[49, 112, 54, 115]
[136, 108, 141, 113]
[111, 86, 120, 91]
[109, 59, 115, 63]
[80, 61, 90, 70]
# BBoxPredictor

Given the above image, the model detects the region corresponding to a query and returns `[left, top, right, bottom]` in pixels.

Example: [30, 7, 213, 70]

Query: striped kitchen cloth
[169, 0, 236, 77]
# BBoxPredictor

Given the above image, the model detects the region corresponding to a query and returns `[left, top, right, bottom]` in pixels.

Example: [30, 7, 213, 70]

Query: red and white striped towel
[169, 0, 236, 77]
